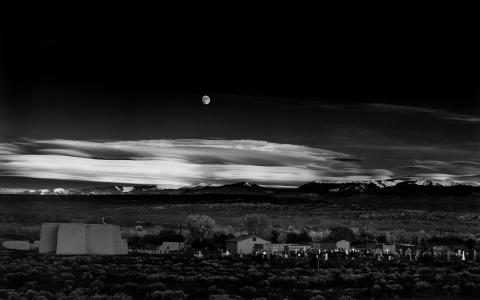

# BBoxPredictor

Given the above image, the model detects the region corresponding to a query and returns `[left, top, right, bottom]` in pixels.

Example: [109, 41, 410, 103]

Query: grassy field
[0, 194, 479, 240]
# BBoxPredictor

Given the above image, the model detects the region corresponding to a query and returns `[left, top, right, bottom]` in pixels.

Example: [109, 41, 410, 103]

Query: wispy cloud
[395, 159, 480, 185]
[277, 101, 480, 124]
[364, 103, 480, 123]
[0, 139, 393, 188]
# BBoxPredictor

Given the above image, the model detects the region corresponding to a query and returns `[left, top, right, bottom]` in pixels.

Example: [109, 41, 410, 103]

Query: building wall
[237, 239, 255, 254]
[40, 223, 127, 255]
[336, 240, 350, 250]
[226, 241, 238, 254]
[86, 224, 116, 255]
[233, 237, 270, 255]
[56, 223, 87, 255]
[39, 223, 60, 253]
[383, 244, 396, 254]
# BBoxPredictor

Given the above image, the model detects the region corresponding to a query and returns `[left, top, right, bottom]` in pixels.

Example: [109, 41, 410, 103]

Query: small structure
[39, 223, 128, 255]
[312, 240, 351, 251]
[265, 243, 288, 256]
[286, 244, 311, 256]
[352, 240, 378, 251]
[312, 242, 337, 250]
[382, 243, 397, 254]
[157, 242, 185, 254]
[432, 245, 449, 255]
[336, 240, 350, 250]
[2, 240, 33, 251]
[226, 235, 270, 255]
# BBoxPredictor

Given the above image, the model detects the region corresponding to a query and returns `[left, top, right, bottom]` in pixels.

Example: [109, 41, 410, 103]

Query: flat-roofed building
[226, 236, 270, 255]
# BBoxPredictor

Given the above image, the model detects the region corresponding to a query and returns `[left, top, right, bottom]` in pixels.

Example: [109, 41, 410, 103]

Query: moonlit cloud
[364, 103, 480, 123]
[0, 139, 393, 188]
[279, 101, 480, 124]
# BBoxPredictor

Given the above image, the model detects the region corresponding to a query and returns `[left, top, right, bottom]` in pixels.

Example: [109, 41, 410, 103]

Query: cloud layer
[0, 139, 393, 188]
[363, 103, 480, 123]
[395, 159, 480, 185]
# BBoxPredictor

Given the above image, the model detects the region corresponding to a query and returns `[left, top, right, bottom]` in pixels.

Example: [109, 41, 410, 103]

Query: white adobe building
[39, 223, 128, 255]
[226, 235, 270, 255]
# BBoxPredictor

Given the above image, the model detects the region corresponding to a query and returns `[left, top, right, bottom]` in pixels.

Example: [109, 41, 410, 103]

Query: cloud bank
[0, 139, 393, 188]
[395, 159, 480, 185]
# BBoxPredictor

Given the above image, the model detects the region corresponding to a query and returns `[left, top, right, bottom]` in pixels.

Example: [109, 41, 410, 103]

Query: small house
[226, 236, 270, 255]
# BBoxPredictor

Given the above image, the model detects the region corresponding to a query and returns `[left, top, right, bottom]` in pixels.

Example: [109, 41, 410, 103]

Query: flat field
[0, 194, 479, 240]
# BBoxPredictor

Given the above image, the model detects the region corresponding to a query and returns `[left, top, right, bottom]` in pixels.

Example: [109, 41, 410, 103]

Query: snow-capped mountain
[5, 178, 478, 196]
[115, 186, 135, 193]
[370, 179, 404, 188]
[414, 178, 458, 187]
[53, 188, 68, 194]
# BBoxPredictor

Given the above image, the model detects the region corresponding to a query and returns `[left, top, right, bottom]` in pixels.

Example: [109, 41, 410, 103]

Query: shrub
[209, 295, 243, 300]
[415, 281, 433, 295]
[239, 286, 257, 297]
[6, 291, 20, 300]
[112, 293, 133, 300]
[152, 290, 188, 300]
[371, 284, 382, 294]
[151, 291, 164, 300]
[451, 285, 461, 294]
[386, 283, 403, 293]
[147, 283, 166, 292]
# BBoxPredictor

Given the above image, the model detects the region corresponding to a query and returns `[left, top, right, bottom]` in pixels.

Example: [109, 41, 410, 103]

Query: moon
[202, 95, 211, 105]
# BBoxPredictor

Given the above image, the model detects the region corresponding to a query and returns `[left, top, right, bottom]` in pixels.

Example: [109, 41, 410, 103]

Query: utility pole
[179, 223, 183, 256]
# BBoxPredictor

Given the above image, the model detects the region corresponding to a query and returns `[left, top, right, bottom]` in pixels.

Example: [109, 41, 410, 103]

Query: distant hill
[7, 178, 480, 198]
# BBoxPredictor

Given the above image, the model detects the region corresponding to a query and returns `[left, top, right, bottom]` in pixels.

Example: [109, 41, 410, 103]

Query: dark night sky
[1, 18, 479, 188]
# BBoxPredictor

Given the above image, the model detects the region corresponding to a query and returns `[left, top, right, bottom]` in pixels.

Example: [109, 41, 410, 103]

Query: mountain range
[3, 178, 479, 197]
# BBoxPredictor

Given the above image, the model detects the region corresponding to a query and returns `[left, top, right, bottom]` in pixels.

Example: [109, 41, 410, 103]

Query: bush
[371, 284, 382, 294]
[386, 283, 403, 293]
[239, 286, 257, 297]
[415, 281, 433, 295]
[152, 290, 187, 300]
[112, 293, 133, 300]
[147, 283, 166, 292]
[6, 291, 20, 300]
